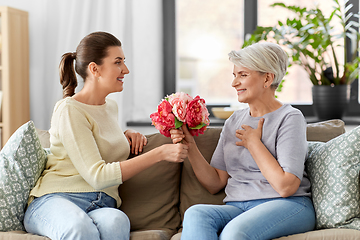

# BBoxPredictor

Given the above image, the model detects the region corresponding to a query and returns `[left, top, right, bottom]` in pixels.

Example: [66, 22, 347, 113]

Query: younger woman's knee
[110, 209, 130, 231]
[89, 208, 130, 239]
[62, 215, 100, 240]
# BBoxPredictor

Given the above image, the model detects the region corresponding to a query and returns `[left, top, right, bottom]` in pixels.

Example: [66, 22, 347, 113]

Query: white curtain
[0, 0, 163, 130]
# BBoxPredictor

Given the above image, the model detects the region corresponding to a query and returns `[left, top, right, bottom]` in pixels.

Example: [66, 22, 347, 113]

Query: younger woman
[24, 32, 188, 240]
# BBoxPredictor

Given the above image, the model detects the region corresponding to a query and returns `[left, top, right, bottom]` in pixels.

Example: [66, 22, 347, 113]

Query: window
[258, 0, 344, 104]
[176, 0, 244, 106]
[163, 0, 360, 119]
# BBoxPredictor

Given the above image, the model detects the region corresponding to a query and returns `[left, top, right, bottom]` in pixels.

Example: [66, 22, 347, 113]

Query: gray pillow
[306, 126, 360, 230]
[0, 121, 47, 231]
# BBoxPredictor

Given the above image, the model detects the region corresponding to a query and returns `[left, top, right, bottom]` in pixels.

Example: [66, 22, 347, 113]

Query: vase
[312, 85, 350, 121]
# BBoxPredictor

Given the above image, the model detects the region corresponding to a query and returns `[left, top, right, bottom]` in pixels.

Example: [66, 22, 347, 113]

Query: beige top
[29, 97, 130, 207]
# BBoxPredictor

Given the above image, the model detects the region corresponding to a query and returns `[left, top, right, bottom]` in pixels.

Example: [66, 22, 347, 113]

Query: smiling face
[97, 46, 129, 94]
[231, 65, 267, 104]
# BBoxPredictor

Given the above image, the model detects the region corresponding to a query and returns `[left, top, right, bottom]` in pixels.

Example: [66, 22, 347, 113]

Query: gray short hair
[228, 42, 288, 89]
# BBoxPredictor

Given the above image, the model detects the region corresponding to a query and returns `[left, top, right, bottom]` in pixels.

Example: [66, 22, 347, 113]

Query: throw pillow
[306, 126, 360, 230]
[0, 121, 47, 231]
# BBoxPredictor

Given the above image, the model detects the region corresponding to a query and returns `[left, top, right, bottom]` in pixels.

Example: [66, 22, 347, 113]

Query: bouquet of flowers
[150, 92, 210, 137]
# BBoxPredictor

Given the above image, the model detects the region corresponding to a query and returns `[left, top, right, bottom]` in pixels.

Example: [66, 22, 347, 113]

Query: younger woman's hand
[161, 143, 188, 163]
[235, 118, 264, 149]
[124, 129, 147, 155]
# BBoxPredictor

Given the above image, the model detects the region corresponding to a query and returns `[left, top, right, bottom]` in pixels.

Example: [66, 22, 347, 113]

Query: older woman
[171, 42, 315, 240]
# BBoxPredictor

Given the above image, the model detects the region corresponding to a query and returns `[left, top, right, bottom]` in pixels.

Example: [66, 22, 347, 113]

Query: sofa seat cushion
[170, 228, 360, 240]
[274, 228, 360, 239]
[130, 229, 173, 240]
[119, 133, 181, 234]
[0, 231, 49, 240]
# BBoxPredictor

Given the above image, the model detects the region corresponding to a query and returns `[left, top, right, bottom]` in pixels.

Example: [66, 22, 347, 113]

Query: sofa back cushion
[179, 127, 226, 221]
[118, 133, 181, 233]
[306, 119, 345, 142]
[179, 120, 346, 223]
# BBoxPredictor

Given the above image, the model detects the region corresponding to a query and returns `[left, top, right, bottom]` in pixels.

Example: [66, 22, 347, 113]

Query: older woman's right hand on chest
[235, 118, 264, 149]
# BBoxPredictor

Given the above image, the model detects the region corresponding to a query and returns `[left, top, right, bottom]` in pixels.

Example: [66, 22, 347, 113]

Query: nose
[122, 63, 130, 74]
[231, 77, 239, 88]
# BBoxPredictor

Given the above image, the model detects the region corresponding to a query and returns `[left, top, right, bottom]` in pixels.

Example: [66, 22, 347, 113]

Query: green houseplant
[243, 0, 360, 120]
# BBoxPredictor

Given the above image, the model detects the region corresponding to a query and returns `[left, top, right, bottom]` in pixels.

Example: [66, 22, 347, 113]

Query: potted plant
[242, 0, 360, 120]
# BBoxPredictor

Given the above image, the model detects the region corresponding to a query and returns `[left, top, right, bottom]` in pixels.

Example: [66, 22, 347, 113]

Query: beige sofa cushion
[275, 228, 360, 239]
[118, 133, 181, 234]
[170, 228, 360, 240]
[179, 127, 226, 222]
[35, 129, 50, 148]
[0, 231, 49, 240]
[130, 229, 173, 240]
[306, 119, 345, 142]
[178, 120, 346, 226]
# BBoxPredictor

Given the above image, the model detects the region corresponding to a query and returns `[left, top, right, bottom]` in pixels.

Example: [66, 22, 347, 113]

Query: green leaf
[174, 117, 183, 129]
[189, 123, 207, 130]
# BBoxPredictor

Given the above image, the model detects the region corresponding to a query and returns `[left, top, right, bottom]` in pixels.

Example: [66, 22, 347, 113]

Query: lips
[117, 77, 124, 82]
[237, 89, 246, 95]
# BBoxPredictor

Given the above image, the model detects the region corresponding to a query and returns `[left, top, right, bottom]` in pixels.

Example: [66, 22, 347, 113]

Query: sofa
[1, 119, 360, 240]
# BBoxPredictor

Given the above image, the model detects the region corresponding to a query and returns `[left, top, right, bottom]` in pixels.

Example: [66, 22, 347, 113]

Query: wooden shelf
[0, 6, 29, 147]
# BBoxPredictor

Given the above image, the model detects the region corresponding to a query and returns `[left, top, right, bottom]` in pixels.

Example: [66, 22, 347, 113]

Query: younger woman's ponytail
[59, 52, 77, 98]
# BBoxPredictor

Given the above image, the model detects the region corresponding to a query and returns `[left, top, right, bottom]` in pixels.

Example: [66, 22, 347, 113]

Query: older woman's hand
[170, 128, 185, 144]
[170, 125, 196, 145]
[235, 118, 264, 149]
[124, 129, 147, 155]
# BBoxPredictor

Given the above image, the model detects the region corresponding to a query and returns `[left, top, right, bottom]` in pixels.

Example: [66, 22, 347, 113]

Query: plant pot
[312, 85, 350, 121]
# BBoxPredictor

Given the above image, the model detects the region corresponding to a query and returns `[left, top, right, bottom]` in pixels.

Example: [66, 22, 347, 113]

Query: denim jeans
[180, 196, 315, 240]
[24, 192, 130, 240]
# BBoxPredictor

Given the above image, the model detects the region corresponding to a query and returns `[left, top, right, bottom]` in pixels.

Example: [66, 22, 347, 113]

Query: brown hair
[59, 32, 122, 98]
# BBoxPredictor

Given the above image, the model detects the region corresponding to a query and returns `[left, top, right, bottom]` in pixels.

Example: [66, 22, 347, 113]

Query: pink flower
[157, 99, 173, 119]
[185, 96, 210, 128]
[167, 92, 193, 122]
[150, 92, 210, 137]
[167, 92, 193, 105]
[170, 99, 187, 122]
[150, 100, 175, 137]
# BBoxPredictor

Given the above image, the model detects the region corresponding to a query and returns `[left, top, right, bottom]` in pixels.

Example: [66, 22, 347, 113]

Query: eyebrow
[233, 70, 248, 74]
[115, 57, 124, 60]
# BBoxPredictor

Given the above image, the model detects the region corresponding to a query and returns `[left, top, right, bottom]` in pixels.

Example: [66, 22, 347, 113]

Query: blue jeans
[24, 192, 130, 240]
[180, 196, 315, 240]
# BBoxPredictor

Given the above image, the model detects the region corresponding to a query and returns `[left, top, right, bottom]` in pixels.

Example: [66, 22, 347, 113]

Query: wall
[0, 0, 162, 131]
